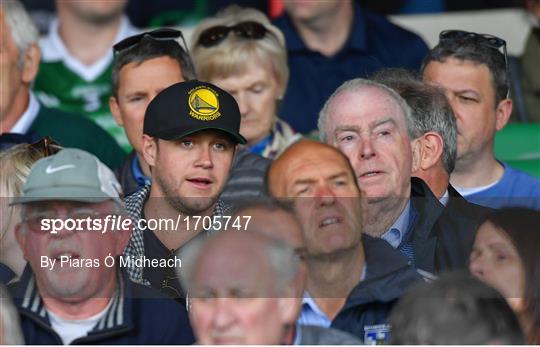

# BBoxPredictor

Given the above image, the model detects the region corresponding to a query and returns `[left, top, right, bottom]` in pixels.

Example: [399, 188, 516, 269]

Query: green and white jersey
[34, 16, 139, 152]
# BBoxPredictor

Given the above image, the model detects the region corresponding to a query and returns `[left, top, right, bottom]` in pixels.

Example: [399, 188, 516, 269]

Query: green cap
[11, 148, 123, 205]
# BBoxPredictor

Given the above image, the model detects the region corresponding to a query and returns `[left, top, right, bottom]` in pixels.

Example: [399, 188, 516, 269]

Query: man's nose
[195, 145, 214, 169]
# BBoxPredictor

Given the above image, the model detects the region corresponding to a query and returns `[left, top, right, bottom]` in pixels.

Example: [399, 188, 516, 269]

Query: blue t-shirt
[457, 162, 540, 210]
[273, 3, 429, 134]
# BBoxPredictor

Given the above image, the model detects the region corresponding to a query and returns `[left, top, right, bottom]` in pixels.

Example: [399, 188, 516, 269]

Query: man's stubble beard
[155, 173, 218, 216]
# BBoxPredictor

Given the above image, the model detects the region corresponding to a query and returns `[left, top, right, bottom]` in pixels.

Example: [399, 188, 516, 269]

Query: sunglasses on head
[196, 21, 269, 47]
[439, 30, 508, 65]
[29, 136, 63, 157]
[439, 30, 509, 98]
[113, 28, 190, 56]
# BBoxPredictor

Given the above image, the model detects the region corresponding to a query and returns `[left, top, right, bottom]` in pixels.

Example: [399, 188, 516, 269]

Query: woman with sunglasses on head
[469, 207, 540, 344]
[191, 5, 301, 159]
[0, 138, 61, 284]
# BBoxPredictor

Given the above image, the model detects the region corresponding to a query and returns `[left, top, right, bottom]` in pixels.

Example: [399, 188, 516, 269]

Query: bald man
[266, 139, 424, 343]
[231, 200, 361, 344]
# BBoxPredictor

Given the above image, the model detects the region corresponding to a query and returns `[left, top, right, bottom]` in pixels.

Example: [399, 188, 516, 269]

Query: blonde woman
[0, 138, 59, 283]
[191, 6, 300, 159]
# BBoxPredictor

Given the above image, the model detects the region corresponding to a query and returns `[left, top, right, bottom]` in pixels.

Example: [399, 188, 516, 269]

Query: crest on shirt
[364, 323, 391, 345]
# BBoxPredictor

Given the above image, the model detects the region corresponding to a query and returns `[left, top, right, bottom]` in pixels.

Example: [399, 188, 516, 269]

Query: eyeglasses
[28, 136, 62, 157]
[439, 30, 508, 67]
[196, 21, 269, 47]
[113, 28, 190, 56]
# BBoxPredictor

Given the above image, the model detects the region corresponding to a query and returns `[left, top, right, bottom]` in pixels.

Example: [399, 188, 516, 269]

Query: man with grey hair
[182, 228, 361, 345]
[372, 69, 493, 270]
[181, 231, 300, 345]
[318, 78, 468, 273]
[0, 0, 125, 169]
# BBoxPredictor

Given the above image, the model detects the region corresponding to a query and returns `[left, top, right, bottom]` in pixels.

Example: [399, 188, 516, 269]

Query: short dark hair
[111, 36, 197, 97]
[390, 271, 525, 345]
[482, 207, 540, 344]
[372, 68, 457, 174]
[421, 35, 509, 106]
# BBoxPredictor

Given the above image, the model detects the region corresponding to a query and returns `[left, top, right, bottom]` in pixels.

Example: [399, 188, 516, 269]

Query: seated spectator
[0, 284, 24, 344]
[0, 138, 61, 283]
[33, 0, 139, 151]
[182, 229, 360, 345]
[191, 5, 301, 159]
[0, 0, 126, 169]
[422, 30, 540, 209]
[110, 28, 270, 201]
[9, 148, 194, 344]
[267, 140, 425, 343]
[389, 271, 525, 344]
[373, 69, 492, 270]
[469, 207, 540, 344]
[122, 81, 245, 298]
[230, 200, 361, 344]
[319, 78, 472, 273]
[273, 0, 428, 134]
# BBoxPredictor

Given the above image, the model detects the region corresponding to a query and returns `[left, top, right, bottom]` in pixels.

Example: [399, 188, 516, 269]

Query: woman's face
[210, 61, 281, 146]
[469, 222, 526, 311]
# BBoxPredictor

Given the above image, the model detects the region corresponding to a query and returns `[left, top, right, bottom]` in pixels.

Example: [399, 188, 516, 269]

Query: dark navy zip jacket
[8, 267, 195, 345]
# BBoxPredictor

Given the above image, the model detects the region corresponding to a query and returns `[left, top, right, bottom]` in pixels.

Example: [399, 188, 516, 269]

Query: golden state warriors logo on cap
[188, 86, 221, 121]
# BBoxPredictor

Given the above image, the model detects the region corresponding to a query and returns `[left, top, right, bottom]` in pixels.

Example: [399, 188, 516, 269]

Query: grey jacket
[297, 325, 361, 345]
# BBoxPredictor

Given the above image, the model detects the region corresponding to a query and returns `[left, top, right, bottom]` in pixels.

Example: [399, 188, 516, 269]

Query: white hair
[1, 0, 39, 67]
[318, 78, 415, 143]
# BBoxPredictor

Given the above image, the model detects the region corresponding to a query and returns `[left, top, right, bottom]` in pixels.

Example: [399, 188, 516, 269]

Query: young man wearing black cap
[123, 80, 245, 300]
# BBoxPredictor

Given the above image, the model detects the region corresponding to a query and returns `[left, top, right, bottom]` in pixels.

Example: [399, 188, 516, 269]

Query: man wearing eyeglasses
[0, 0, 126, 170]
[8, 148, 194, 344]
[422, 30, 540, 210]
[110, 28, 270, 201]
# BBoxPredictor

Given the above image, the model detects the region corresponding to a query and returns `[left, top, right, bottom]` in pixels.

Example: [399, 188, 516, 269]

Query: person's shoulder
[503, 163, 540, 185]
[362, 8, 425, 43]
[124, 279, 195, 344]
[298, 324, 362, 345]
[234, 148, 271, 171]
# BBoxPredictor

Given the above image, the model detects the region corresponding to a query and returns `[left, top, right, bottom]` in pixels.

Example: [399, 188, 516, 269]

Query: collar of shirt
[292, 324, 302, 345]
[439, 189, 450, 206]
[381, 199, 411, 249]
[298, 264, 367, 327]
[131, 155, 151, 187]
[278, 2, 367, 53]
[248, 133, 273, 155]
[10, 92, 40, 134]
[41, 16, 138, 81]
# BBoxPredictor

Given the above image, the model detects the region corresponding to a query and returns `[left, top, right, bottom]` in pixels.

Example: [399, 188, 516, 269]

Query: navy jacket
[8, 267, 195, 345]
[410, 178, 492, 273]
[330, 235, 425, 342]
[274, 3, 429, 134]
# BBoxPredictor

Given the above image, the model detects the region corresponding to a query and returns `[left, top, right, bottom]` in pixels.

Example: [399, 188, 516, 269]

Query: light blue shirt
[297, 265, 367, 327]
[381, 200, 411, 249]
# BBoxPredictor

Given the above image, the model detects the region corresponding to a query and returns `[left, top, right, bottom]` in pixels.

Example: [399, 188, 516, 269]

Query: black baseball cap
[143, 80, 246, 144]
